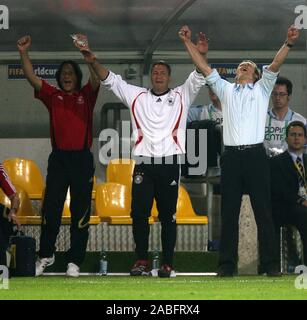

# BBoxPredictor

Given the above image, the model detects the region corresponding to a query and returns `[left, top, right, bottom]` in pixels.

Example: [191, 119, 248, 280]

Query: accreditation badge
[298, 186, 307, 200]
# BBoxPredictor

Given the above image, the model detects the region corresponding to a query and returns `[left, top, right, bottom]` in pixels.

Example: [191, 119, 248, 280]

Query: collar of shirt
[150, 88, 170, 96]
[288, 150, 303, 163]
[268, 107, 294, 121]
[234, 83, 254, 91]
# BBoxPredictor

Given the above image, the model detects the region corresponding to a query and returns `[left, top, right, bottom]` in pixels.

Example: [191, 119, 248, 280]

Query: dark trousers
[219, 145, 279, 273]
[131, 157, 179, 266]
[0, 204, 13, 266]
[273, 203, 307, 266]
[39, 149, 94, 266]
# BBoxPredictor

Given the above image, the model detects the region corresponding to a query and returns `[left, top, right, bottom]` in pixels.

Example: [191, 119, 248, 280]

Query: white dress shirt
[206, 66, 278, 146]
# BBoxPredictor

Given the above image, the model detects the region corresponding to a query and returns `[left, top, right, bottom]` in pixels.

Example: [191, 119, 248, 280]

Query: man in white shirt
[73, 30, 207, 277]
[264, 76, 306, 156]
[182, 25, 300, 276]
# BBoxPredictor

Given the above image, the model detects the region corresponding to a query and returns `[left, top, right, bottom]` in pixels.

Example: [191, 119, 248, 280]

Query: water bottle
[99, 250, 108, 276]
[152, 249, 160, 270]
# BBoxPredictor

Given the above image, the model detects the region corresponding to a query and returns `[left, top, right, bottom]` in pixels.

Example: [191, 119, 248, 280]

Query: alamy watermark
[294, 265, 307, 289]
[0, 5, 9, 30]
[294, 5, 307, 29]
[0, 265, 9, 290]
[98, 121, 208, 176]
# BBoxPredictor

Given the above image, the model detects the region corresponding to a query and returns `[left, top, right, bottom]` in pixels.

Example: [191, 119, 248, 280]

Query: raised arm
[178, 25, 212, 77]
[88, 63, 100, 90]
[196, 31, 209, 64]
[72, 34, 109, 81]
[267, 25, 299, 73]
[17, 35, 42, 91]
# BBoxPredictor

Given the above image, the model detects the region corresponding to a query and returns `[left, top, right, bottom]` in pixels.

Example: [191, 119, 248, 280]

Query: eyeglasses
[271, 92, 288, 97]
[288, 132, 305, 138]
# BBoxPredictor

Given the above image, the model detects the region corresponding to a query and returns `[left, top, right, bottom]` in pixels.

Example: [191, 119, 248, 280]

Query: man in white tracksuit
[73, 28, 207, 277]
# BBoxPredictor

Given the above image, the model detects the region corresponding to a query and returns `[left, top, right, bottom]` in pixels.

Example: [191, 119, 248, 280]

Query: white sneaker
[66, 263, 80, 277]
[35, 255, 55, 276]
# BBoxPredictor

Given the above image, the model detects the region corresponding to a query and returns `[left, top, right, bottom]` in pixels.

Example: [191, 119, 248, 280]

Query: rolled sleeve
[205, 69, 220, 85]
[259, 65, 279, 96]
[205, 69, 227, 100]
[263, 65, 279, 77]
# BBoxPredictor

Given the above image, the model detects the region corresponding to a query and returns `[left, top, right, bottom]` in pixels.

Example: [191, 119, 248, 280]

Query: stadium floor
[1, 275, 307, 300]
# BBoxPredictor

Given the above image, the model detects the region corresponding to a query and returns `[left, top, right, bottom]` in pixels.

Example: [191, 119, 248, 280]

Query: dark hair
[286, 120, 307, 137]
[55, 60, 83, 91]
[151, 60, 171, 76]
[275, 76, 293, 95]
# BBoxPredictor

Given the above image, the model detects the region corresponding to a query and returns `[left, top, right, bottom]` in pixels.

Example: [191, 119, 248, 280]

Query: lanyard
[294, 160, 306, 188]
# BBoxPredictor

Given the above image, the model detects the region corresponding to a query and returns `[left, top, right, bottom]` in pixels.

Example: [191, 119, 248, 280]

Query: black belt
[225, 143, 263, 151]
[134, 155, 180, 165]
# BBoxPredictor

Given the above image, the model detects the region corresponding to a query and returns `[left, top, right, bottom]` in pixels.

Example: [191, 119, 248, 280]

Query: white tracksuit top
[101, 70, 206, 157]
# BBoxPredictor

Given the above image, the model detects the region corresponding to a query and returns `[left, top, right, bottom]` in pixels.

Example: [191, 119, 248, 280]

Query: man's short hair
[275, 76, 293, 95]
[286, 120, 307, 137]
[56, 60, 83, 91]
[151, 60, 171, 75]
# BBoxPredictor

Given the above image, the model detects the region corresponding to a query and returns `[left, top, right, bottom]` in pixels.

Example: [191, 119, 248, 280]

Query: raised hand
[17, 35, 31, 52]
[196, 32, 209, 55]
[72, 33, 96, 63]
[71, 33, 89, 50]
[178, 25, 192, 41]
[287, 25, 299, 44]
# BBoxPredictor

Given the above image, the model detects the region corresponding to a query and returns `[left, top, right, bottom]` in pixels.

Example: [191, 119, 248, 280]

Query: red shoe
[130, 260, 150, 276]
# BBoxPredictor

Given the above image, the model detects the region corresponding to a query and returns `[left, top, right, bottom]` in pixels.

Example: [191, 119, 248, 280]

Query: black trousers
[272, 203, 307, 266]
[219, 145, 279, 273]
[131, 156, 180, 266]
[39, 149, 94, 266]
[0, 204, 13, 266]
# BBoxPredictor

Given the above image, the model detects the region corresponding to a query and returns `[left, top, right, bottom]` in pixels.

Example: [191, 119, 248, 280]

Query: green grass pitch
[1, 275, 307, 300]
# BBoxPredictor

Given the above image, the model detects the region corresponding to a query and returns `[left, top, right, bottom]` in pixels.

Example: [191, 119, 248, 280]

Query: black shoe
[158, 264, 173, 278]
[217, 269, 234, 277]
[266, 269, 282, 277]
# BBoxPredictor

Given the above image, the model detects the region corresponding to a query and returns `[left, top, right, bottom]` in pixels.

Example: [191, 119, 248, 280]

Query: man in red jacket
[17, 35, 100, 277]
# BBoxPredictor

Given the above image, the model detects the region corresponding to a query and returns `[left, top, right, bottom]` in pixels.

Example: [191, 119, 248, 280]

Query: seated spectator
[270, 121, 307, 269]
